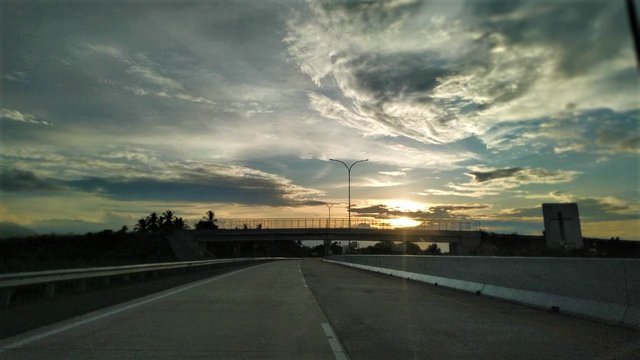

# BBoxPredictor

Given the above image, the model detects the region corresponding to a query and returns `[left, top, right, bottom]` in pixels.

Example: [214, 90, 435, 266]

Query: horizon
[1, 1, 639, 239]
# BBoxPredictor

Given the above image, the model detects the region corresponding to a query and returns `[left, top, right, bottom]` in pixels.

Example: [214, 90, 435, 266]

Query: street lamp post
[330, 158, 369, 253]
[325, 202, 335, 228]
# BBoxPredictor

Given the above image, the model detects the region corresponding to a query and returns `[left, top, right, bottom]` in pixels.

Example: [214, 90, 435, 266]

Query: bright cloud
[286, 1, 636, 144]
[0, 108, 52, 126]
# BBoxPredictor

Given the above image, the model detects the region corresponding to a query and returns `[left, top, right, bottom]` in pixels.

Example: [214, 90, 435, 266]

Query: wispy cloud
[378, 171, 405, 177]
[0, 108, 52, 126]
[481, 108, 639, 154]
[82, 42, 183, 91]
[419, 166, 580, 198]
[286, 1, 636, 145]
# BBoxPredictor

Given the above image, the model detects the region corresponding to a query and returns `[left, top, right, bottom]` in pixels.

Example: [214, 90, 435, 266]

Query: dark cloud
[346, 51, 449, 102]
[351, 203, 488, 220]
[66, 177, 310, 206]
[0, 169, 62, 192]
[467, 167, 522, 183]
[468, 1, 630, 76]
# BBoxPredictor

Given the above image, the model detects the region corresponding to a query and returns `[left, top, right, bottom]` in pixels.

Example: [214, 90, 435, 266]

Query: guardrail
[0, 257, 286, 307]
[211, 218, 481, 231]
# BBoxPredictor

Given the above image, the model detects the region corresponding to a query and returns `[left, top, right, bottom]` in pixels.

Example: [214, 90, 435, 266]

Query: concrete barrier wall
[326, 255, 640, 329]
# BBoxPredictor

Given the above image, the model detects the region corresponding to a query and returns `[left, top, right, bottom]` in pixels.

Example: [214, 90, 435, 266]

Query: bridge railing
[207, 218, 480, 231]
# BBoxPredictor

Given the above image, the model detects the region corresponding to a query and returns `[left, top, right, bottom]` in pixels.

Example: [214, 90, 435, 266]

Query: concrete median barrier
[326, 255, 640, 329]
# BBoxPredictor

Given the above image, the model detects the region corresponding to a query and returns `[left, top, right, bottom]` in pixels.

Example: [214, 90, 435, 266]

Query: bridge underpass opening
[170, 217, 481, 259]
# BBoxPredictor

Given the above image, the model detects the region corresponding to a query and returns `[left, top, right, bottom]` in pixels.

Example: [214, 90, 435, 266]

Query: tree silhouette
[403, 242, 421, 255]
[135, 210, 187, 233]
[425, 243, 442, 255]
[195, 210, 219, 230]
[161, 210, 174, 228]
[372, 240, 394, 254]
[174, 217, 186, 230]
[146, 212, 159, 232]
[330, 241, 343, 255]
[134, 218, 149, 233]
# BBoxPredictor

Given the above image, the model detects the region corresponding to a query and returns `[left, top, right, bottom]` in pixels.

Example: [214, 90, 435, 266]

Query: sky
[1, 0, 639, 238]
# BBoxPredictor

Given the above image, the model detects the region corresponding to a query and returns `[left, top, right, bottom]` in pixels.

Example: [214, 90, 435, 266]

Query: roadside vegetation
[472, 231, 640, 258]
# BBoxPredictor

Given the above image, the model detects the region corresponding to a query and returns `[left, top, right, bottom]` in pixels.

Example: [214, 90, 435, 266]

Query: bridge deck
[212, 218, 480, 231]
[191, 228, 482, 242]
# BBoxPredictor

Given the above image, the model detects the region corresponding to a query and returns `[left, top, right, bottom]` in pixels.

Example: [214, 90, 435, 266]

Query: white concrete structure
[542, 203, 583, 249]
[326, 255, 640, 329]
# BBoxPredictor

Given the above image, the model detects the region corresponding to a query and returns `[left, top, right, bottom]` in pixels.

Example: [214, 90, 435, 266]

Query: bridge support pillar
[324, 239, 331, 256]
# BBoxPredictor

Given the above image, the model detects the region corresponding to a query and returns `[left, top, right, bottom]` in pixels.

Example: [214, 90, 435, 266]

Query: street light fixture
[325, 202, 336, 228]
[330, 158, 369, 253]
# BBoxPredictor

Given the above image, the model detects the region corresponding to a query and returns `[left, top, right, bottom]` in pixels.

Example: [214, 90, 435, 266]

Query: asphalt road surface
[1, 259, 638, 359]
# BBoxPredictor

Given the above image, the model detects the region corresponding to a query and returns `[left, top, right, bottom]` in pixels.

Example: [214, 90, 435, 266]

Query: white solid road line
[0, 265, 256, 353]
[322, 322, 349, 360]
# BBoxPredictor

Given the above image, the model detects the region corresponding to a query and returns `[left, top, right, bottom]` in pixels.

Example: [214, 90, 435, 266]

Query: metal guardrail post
[75, 280, 87, 292]
[44, 283, 56, 298]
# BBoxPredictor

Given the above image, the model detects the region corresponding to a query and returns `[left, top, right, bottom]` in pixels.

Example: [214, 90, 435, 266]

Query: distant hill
[0, 222, 37, 239]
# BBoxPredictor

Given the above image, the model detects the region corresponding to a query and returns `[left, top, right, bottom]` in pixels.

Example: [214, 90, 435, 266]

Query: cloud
[0, 108, 52, 126]
[467, 167, 522, 183]
[378, 171, 405, 177]
[499, 195, 639, 222]
[1, 155, 325, 206]
[419, 165, 580, 198]
[70, 164, 324, 206]
[286, 0, 637, 145]
[351, 203, 488, 220]
[82, 42, 183, 90]
[0, 169, 63, 192]
[481, 108, 639, 154]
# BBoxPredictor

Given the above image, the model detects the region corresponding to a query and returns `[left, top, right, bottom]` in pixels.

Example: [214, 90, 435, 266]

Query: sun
[387, 217, 421, 228]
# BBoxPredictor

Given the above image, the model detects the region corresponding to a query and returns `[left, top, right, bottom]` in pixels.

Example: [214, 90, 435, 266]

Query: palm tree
[162, 210, 175, 227]
[174, 217, 186, 230]
[146, 212, 159, 231]
[204, 210, 216, 222]
[134, 218, 149, 232]
[196, 210, 218, 230]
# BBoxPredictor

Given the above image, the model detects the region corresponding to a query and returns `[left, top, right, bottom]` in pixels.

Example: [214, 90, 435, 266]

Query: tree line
[134, 210, 219, 233]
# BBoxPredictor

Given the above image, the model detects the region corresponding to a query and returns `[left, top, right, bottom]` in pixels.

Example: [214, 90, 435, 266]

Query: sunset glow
[387, 217, 422, 228]
[0, 1, 638, 239]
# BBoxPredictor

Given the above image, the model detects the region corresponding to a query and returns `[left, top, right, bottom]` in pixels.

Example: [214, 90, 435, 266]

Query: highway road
[1, 259, 639, 359]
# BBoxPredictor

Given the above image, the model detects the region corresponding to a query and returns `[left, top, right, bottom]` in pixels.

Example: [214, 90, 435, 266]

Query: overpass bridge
[170, 218, 483, 259]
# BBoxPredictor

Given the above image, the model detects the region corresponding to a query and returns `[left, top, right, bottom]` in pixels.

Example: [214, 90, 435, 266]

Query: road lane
[0, 260, 338, 360]
[301, 259, 640, 360]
